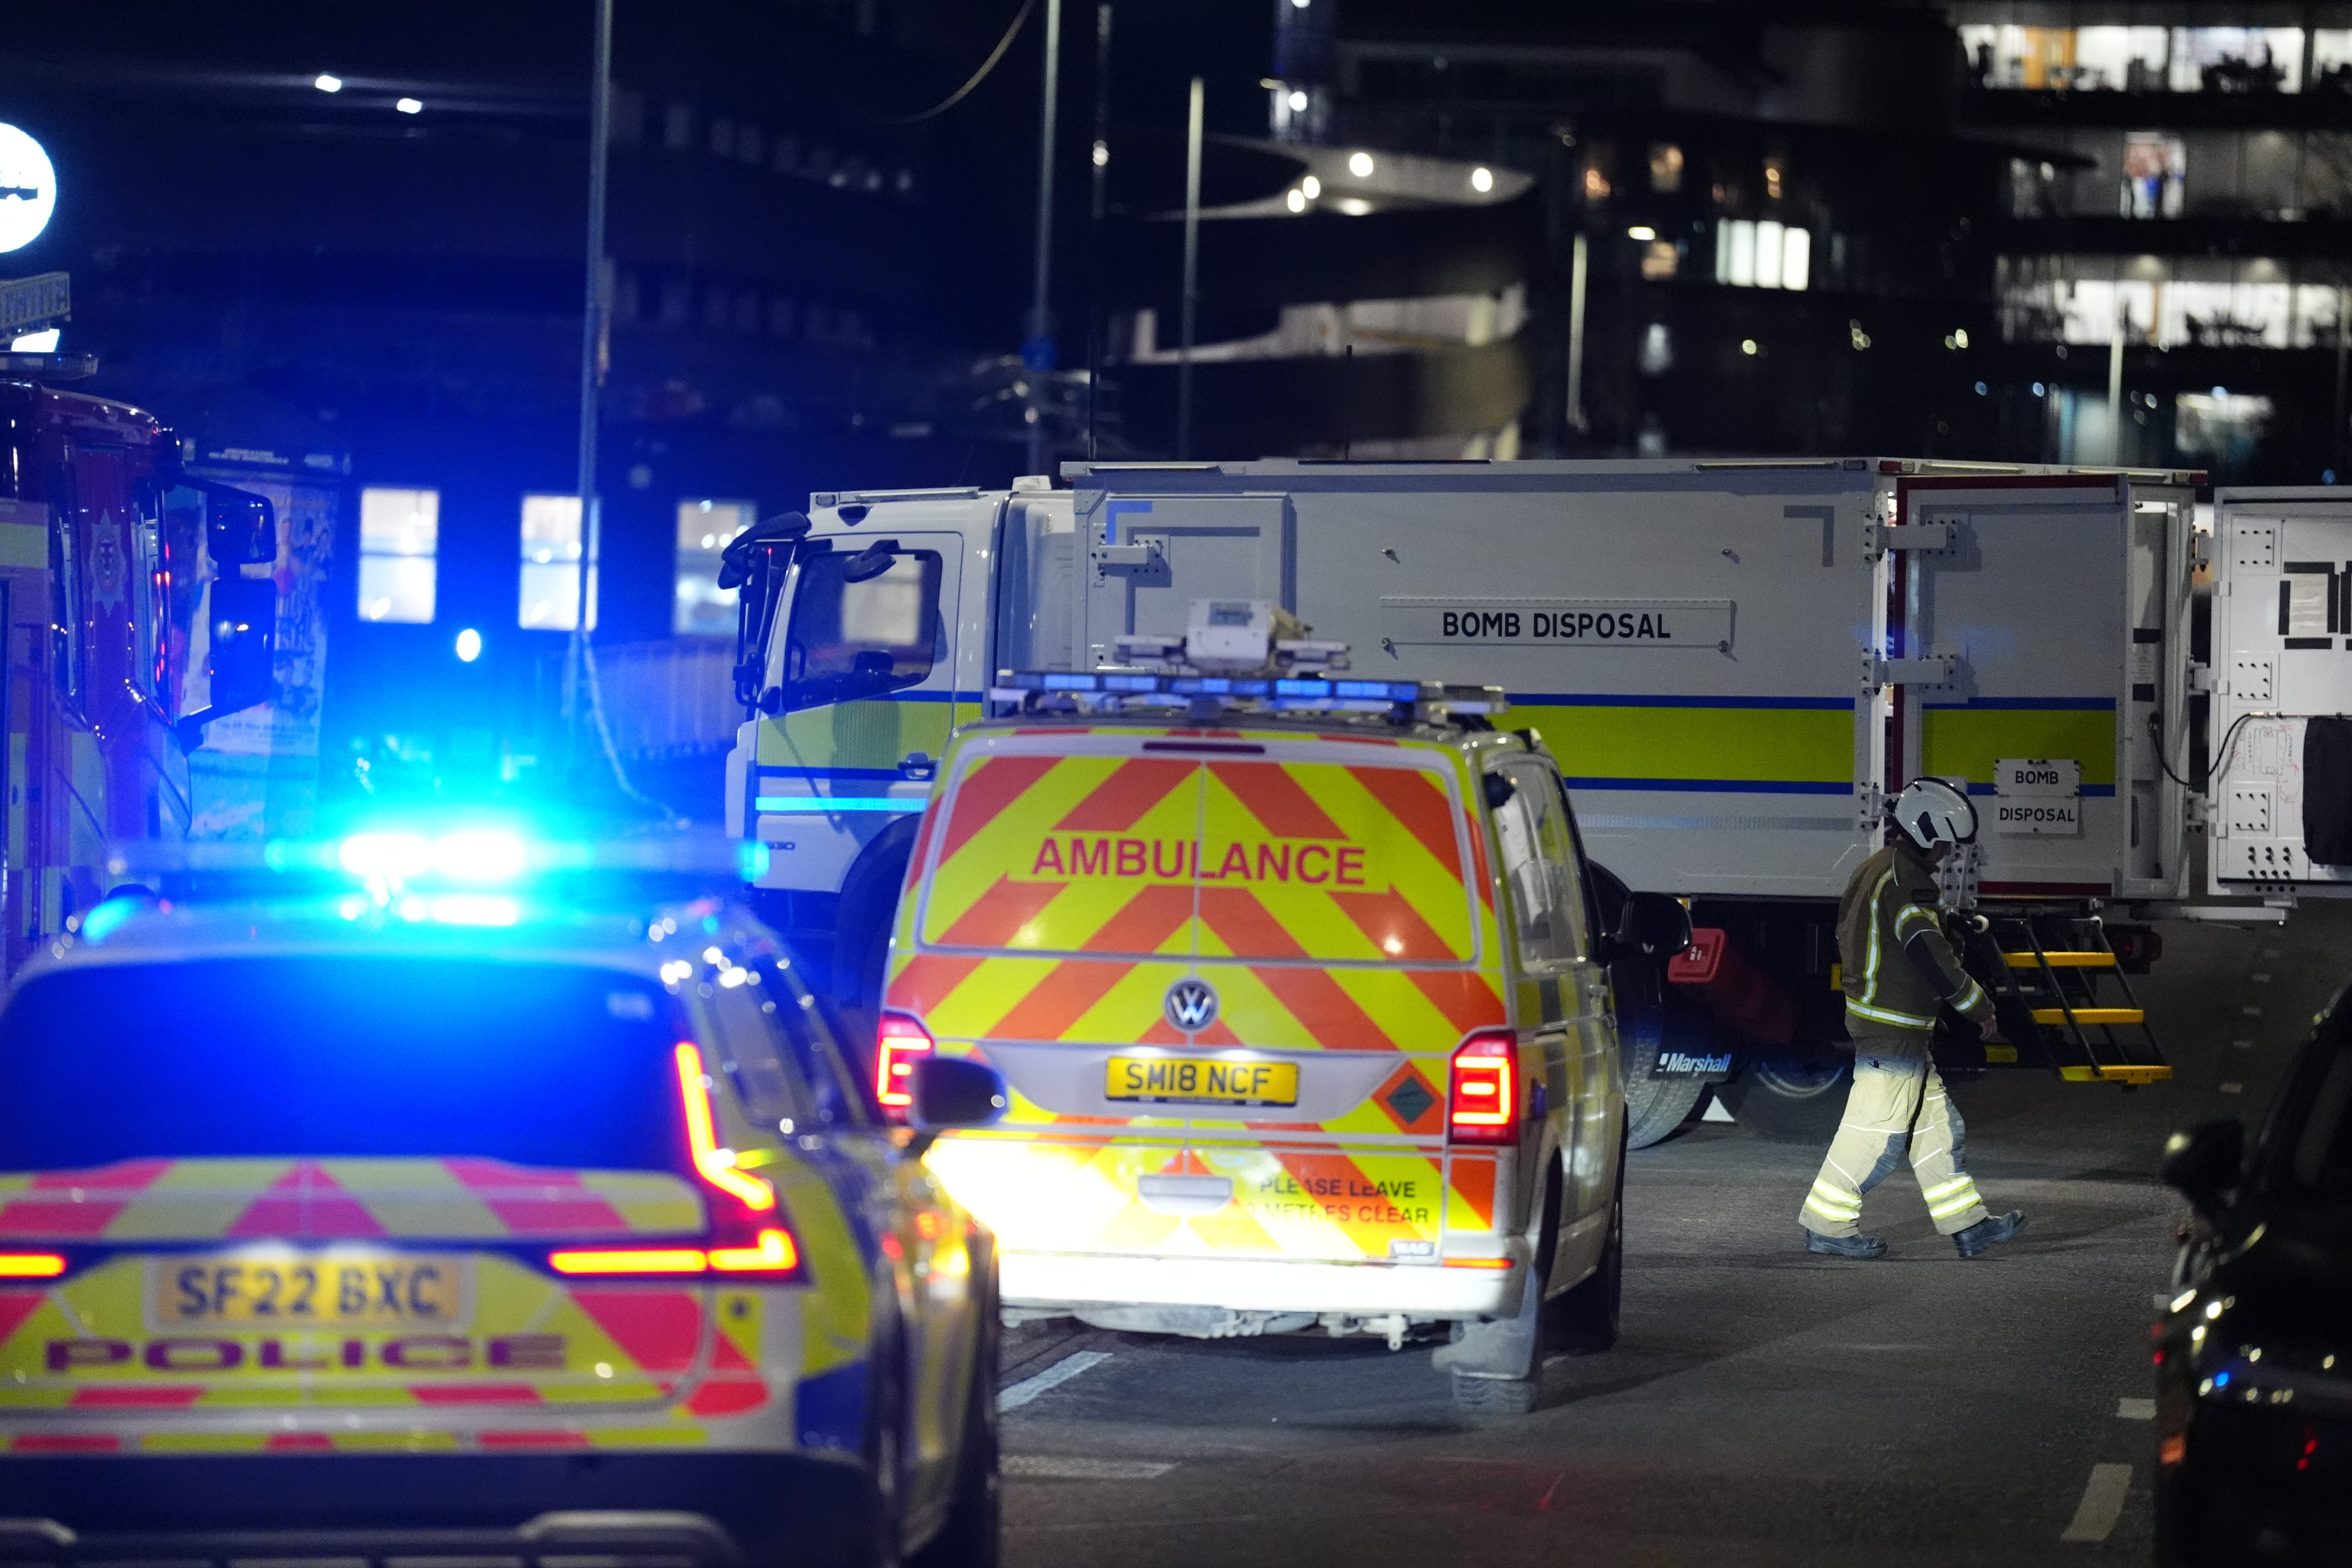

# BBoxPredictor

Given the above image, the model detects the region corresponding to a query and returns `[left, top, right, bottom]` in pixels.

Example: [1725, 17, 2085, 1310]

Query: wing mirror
[1600, 891, 1693, 965]
[841, 539, 902, 584]
[904, 1056, 1007, 1159]
[174, 575, 278, 750]
[717, 511, 811, 591]
[2160, 1119, 2245, 1218]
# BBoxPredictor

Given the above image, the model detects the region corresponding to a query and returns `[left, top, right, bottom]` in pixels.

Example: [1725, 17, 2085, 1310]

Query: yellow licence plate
[150, 1252, 472, 1328]
[1105, 1056, 1299, 1107]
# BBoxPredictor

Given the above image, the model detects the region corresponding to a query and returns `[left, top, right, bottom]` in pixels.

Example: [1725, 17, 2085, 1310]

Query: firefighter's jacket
[1837, 840, 1994, 1039]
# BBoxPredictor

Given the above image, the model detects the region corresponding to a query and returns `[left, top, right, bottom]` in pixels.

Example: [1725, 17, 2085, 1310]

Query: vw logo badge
[1164, 977, 1219, 1033]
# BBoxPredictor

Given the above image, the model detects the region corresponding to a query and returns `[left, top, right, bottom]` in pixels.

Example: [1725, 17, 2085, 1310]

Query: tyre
[1443, 1164, 1561, 1417]
[1622, 1005, 1707, 1149]
[1715, 1056, 1851, 1143]
[1546, 1127, 1624, 1355]
[1451, 1367, 1540, 1416]
[847, 1325, 908, 1568]
[909, 1243, 1001, 1568]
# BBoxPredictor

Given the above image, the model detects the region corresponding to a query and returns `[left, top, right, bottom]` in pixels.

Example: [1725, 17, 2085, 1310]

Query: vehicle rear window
[0, 958, 683, 1173]
[917, 749, 1477, 963]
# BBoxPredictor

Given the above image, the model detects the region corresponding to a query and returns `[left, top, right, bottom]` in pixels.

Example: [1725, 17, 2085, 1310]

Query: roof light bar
[988, 670, 1506, 722]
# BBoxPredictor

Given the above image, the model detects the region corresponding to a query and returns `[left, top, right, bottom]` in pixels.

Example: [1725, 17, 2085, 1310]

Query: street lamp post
[566, 0, 613, 759]
[1025, 0, 1064, 476]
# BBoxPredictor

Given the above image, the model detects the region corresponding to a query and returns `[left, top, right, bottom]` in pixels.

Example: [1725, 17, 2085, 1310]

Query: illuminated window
[358, 486, 438, 624]
[1713, 220, 1810, 292]
[518, 494, 597, 631]
[1648, 143, 1683, 193]
[675, 499, 757, 637]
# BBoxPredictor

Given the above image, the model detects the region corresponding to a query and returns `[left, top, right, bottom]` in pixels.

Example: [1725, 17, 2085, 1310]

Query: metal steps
[1967, 914, 2171, 1086]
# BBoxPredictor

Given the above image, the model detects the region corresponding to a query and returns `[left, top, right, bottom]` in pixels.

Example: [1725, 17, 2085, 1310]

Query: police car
[0, 833, 1004, 1568]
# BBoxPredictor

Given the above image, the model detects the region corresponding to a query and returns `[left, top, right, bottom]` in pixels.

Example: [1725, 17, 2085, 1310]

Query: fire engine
[0, 279, 280, 972]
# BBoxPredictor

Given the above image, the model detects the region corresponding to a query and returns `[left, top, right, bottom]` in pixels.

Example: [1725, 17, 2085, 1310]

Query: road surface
[994, 904, 2341, 1565]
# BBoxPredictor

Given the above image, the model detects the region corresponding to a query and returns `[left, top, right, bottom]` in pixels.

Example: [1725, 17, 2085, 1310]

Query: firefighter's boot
[1803, 1229, 1887, 1259]
[1952, 1210, 2029, 1258]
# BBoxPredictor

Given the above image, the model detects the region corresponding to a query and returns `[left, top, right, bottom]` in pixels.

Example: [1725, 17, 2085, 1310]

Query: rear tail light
[1447, 1030, 1519, 1146]
[875, 1011, 935, 1123]
[0, 1253, 66, 1279]
[547, 1041, 802, 1281]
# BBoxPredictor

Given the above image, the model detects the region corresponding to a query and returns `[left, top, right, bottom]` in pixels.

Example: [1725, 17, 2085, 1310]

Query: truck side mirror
[2160, 1119, 2245, 1217]
[1601, 891, 1693, 964]
[206, 487, 275, 566]
[174, 575, 276, 749]
[841, 539, 902, 584]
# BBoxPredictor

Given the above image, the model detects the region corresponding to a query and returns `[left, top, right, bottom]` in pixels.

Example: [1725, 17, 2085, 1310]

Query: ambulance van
[869, 605, 1690, 1414]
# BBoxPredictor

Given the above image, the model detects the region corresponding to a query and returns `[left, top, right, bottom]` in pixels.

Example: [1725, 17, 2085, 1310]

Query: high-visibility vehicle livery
[0, 835, 1005, 1568]
[0, 367, 282, 972]
[872, 607, 1691, 1415]
[722, 458, 2202, 1149]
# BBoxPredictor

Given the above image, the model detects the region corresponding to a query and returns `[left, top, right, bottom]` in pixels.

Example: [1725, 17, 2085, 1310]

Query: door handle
[899, 751, 936, 780]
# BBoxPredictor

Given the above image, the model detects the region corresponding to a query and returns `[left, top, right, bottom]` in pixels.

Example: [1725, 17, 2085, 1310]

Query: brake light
[548, 1230, 800, 1277]
[547, 1042, 801, 1280]
[674, 1042, 777, 1213]
[0, 1253, 66, 1279]
[875, 1011, 935, 1123]
[1448, 1030, 1519, 1145]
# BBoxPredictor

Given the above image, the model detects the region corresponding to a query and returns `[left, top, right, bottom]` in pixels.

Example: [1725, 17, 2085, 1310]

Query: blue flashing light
[80, 897, 143, 946]
[739, 841, 772, 880]
[2214, 1370, 2230, 1387]
[416, 894, 520, 927]
[338, 829, 527, 884]
[754, 797, 926, 814]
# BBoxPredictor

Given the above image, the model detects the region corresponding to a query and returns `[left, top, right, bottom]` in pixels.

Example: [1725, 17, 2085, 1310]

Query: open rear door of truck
[1888, 473, 2192, 903]
[2207, 486, 2352, 898]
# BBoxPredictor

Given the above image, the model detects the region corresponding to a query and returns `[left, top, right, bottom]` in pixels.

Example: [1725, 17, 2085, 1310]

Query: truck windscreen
[0, 958, 681, 1173]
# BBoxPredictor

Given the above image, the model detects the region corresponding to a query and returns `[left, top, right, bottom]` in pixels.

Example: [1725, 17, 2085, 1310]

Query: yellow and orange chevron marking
[893, 728, 1519, 1264]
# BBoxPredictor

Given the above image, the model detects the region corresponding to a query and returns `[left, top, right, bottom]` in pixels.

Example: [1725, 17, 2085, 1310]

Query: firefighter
[1800, 776, 2028, 1260]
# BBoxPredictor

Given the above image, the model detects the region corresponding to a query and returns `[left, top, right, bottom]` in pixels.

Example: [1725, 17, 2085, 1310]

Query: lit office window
[675, 498, 757, 637]
[518, 494, 597, 631]
[1713, 220, 1810, 292]
[358, 486, 439, 624]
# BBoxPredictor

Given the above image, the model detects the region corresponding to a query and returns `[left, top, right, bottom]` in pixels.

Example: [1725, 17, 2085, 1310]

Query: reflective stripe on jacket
[1837, 841, 1993, 1036]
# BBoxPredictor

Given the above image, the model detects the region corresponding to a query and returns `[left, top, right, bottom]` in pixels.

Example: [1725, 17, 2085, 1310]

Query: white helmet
[1889, 776, 1977, 851]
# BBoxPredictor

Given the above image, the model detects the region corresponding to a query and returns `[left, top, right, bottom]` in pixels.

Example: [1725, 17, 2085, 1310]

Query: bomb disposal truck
[723, 458, 2206, 1144]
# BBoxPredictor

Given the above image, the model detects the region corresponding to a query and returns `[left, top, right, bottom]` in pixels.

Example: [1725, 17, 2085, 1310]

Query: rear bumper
[0, 1452, 876, 1568]
[1002, 1246, 1529, 1319]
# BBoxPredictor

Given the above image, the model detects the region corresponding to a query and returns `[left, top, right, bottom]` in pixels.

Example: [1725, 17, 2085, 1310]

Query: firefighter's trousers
[1800, 1036, 1990, 1238]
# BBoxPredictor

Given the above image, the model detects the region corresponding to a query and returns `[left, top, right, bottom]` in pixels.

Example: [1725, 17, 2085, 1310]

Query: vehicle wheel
[1715, 1056, 1851, 1143]
[1450, 1367, 1540, 1416]
[1546, 1127, 1624, 1355]
[1441, 1164, 1560, 1417]
[848, 1329, 908, 1568]
[909, 1242, 1001, 1568]
[1623, 1012, 1706, 1149]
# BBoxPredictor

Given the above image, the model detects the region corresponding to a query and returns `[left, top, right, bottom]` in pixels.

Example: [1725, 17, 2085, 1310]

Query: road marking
[1005, 1454, 1172, 1480]
[999, 1349, 1112, 1412]
[2117, 1397, 2155, 1420]
[2059, 1463, 2133, 1542]
[2220, 1083, 2244, 1095]
[2232, 1039, 2254, 1051]
[2251, 972, 2272, 983]
[2241, 1005, 2263, 1018]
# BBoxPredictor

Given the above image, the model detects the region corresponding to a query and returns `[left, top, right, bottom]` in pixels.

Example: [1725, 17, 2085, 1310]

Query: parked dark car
[2154, 993, 2352, 1565]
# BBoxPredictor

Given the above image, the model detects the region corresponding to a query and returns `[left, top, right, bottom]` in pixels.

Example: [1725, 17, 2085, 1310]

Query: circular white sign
[0, 125, 57, 254]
